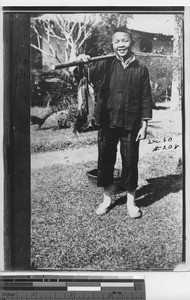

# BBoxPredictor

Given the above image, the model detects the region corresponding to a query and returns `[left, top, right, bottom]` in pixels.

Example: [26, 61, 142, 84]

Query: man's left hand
[136, 126, 147, 141]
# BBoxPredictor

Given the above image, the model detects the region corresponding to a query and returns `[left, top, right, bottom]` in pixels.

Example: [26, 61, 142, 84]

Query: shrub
[137, 55, 173, 105]
[31, 69, 78, 108]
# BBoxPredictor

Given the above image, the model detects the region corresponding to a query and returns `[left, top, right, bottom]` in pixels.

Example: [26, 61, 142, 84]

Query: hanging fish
[76, 67, 95, 132]
[87, 82, 95, 127]
[77, 76, 87, 116]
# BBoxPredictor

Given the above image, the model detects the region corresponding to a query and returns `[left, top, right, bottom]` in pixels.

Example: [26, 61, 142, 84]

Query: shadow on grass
[31, 124, 55, 131]
[37, 126, 55, 131]
[148, 124, 162, 129]
[109, 173, 182, 211]
[149, 120, 161, 124]
[153, 105, 169, 110]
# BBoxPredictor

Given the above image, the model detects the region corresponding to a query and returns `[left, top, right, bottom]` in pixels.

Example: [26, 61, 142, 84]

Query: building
[132, 29, 173, 54]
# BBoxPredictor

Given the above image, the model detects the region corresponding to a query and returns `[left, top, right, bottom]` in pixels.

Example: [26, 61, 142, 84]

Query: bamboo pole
[50, 51, 173, 71]
[50, 53, 116, 70]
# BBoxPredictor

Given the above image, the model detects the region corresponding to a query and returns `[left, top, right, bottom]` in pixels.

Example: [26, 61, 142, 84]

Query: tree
[85, 13, 133, 56]
[31, 13, 133, 64]
[170, 14, 183, 110]
[30, 14, 101, 65]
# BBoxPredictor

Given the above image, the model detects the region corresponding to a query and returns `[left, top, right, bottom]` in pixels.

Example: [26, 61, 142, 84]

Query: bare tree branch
[37, 34, 41, 49]
[45, 25, 50, 43]
[49, 28, 66, 41]
[31, 23, 55, 57]
[78, 31, 91, 49]
[55, 50, 64, 63]
[31, 24, 42, 38]
[69, 21, 77, 37]
[31, 43, 56, 58]
[75, 22, 82, 43]
[47, 40, 56, 56]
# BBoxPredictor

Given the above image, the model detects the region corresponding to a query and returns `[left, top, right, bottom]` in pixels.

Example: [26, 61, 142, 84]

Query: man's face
[112, 32, 132, 58]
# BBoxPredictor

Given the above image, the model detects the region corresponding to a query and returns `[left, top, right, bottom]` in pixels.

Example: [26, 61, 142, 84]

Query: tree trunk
[68, 43, 77, 72]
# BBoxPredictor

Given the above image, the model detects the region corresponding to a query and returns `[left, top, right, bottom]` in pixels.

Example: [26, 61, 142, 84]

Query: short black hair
[112, 27, 135, 45]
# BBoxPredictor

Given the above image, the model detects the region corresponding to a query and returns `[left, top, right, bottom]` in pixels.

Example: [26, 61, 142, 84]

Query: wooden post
[170, 14, 183, 110]
[3, 13, 31, 270]
[0, 9, 5, 271]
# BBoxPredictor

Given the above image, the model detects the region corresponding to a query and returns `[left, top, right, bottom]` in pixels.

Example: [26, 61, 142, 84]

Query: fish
[77, 75, 95, 131]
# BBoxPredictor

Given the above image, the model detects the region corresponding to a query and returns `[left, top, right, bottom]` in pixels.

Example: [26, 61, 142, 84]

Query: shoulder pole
[50, 51, 171, 71]
[50, 53, 116, 70]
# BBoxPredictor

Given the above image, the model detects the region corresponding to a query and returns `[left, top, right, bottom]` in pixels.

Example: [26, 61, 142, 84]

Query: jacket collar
[116, 52, 136, 69]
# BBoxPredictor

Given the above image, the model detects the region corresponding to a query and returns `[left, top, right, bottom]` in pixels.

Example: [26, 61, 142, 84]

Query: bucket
[86, 169, 126, 195]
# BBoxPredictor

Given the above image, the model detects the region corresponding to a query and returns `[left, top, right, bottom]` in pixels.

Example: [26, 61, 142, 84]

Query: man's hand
[136, 120, 148, 141]
[77, 54, 91, 63]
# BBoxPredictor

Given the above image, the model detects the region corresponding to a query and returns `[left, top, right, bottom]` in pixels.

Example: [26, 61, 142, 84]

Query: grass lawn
[31, 108, 182, 153]
[31, 108, 183, 270]
[31, 106, 98, 153]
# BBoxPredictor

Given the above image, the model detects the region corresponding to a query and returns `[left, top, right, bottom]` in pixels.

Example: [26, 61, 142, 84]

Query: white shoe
[127, 206, 142, 219]
[95, 203, 110, 215]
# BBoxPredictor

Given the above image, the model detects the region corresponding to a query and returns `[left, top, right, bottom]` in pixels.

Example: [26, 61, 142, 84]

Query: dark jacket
[74, 56, 152, 131]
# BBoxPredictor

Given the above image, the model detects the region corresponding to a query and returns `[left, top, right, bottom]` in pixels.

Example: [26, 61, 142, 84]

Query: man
[75, 27, 152, 218]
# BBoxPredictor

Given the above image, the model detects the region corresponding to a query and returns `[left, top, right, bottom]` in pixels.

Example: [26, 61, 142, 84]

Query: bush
[137, 55, 173, 105]
[31, 69, 78, 108]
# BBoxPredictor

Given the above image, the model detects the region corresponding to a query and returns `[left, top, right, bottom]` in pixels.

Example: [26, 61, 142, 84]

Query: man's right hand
[77, 54, 91, 62]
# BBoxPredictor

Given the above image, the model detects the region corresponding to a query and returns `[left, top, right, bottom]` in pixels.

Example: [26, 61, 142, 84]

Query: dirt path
[31, 136, 182, 170]
[31, 144, 98, 169]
